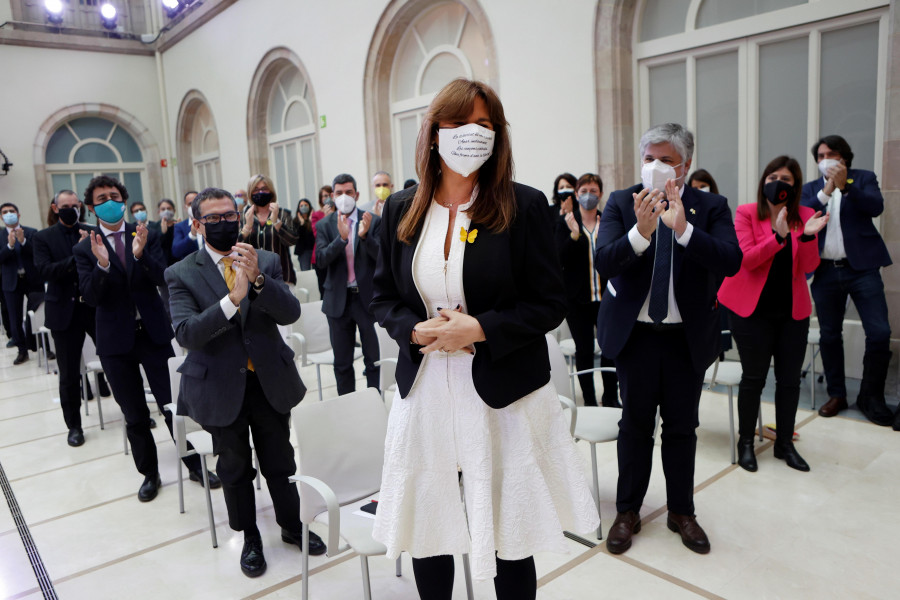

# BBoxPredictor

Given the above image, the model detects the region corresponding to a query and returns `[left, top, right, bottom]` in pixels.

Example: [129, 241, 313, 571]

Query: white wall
[0, 44, 162, 225]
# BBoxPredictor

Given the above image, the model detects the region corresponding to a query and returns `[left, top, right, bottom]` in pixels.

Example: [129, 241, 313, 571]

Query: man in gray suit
[315, 173, 381, 394]
[166, 188, 324, 578]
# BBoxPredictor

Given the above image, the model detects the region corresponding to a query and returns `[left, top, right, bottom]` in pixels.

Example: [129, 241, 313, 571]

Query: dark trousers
[3, 279, 41, 353]
[99, 324, 198, 477]
[0, 292, 9, 338]
[810, 262, 891, 397]
[326, 289, 380, 395]
[205, 372, 301, 533]
[614, 324, 704, 516]
[412, 555, 536, 600]
[566, 300, 618, 406]
[50, 302, 97, 431]
[730, 312, 809, 442]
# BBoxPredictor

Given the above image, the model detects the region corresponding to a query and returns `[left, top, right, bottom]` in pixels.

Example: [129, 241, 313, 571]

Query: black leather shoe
[6, 340, 15, 348]
[98, 376, 112, 398]
[67, 428, 84, 447]
[149, 417, 157, 429]
[282, 528, 327, 556]
[667, 513, 711, 554]
[13, 351, 28, 365]
[45, 350, 56, 361]
[857, 396, 894, 427]
[240, 537, 267, 578]
[188, 469, 221, 489]
[736, 437, 757, 472]
[893, 407, 900, 432]
[137, 474, 161, 502]
[774, 441, 810, 472]
[606, 511, 640, 555]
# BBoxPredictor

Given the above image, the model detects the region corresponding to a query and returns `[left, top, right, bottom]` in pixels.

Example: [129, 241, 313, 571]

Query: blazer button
[240, 367, 246, 374]
[245, 339, 251, 345]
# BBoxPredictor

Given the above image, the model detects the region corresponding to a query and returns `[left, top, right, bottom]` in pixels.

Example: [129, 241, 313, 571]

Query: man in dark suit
[801, 135, 894, 427]
[595, 123, 742, 556]
[170, 190, 200, 261]
[74, 175, 217, 502]
[0, 202, 44, 365]
[314, 173, 380, 394]
[33, 190, 95, 446]
[166, 187, 324, 578]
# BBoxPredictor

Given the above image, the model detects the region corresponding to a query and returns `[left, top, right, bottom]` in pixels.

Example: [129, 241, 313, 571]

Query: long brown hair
[756, 156, 803, 229]
[397, 78, 515, 244]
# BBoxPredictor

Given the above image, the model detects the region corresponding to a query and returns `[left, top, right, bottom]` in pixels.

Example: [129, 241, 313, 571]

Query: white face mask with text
[438, 123, 496, 178]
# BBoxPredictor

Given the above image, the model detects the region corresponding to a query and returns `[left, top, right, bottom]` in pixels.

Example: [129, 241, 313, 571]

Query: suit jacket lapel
[124, 223, 134, 280]
[196, 248, 230, 299]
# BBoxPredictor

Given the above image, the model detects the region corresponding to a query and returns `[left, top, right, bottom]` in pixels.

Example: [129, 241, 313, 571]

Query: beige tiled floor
[1, 344, 898, 600]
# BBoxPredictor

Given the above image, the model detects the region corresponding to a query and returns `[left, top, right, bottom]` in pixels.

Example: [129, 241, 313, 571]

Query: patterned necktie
[344, 215, 356, 285]
[221, 257, 254, 372]
[112, 231, 126, 267]
[648, 222, 672, 323]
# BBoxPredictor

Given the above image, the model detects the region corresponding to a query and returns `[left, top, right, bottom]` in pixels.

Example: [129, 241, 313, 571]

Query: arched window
[365, 0, 497, 186]
[45, 116, 146, 216]
[247, 49, 321, 207]
[633, 0, 889, 209]
[176, 92, 222, 193]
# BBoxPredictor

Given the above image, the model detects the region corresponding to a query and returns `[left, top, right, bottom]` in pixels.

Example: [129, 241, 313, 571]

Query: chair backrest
[297, 301, 333, 355]
[552, 319, 572, 342]
[27, 303, 46, 331]
[545, 333, 572, 399]
[375, 324, 399, 361]
[82, 334, 99, 363]
[292, 388, 388, 523]
[296, 270, 321, 303]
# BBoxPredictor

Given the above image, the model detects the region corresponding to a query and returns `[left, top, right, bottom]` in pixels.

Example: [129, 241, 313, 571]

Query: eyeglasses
[199, 211, 240, 224]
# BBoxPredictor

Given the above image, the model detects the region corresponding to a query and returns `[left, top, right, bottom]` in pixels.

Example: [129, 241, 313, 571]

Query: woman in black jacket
[292, 198, 315, 271]
[371, 78, 597, 600]
[556, 173, 620, 407]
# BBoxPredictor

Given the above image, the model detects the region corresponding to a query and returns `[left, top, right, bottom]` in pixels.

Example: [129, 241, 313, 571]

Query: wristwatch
[252, 273, 265, 290]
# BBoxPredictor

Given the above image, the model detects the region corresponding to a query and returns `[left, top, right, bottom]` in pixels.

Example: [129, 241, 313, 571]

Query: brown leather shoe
[606, 511, 640, 555]
[667, 513, 710, 554]
[818, 396, 847, 418]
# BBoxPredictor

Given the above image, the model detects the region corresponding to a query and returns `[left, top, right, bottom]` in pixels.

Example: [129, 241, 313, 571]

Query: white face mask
[334, 193, 357, 215]
[641, 159, 682, 193]
[818, 158, 841, 178]
[697, 186, 710, 193]
[437, 123, 495, 178]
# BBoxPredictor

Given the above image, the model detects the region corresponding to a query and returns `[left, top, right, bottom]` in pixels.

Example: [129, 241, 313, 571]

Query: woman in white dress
[371, 78, 599, 599]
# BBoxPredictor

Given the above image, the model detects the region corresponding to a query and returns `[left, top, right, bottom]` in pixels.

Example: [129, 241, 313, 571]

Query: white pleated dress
[372, 198, 600, 580]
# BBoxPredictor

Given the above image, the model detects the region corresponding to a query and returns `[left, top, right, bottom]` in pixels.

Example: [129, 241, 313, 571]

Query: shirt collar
[204, 243, 235, 267]
[98, 221, 126, 237]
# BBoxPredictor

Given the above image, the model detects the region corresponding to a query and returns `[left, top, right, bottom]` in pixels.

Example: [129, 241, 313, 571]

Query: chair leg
[462, 554, 475, 600]
[254, 449, 261, 490]
[94, 373, 104, 430]
[395, 555, 402, 577]
[590, 442, 602, 539]
[360, 555, 373, 600]
[728, 386, 736, 464]
[177, 453, 185, 514]
[316, 364, 323, 401]
[301, 522, 310, 600]
[757, 400, 764, 443]
[43, 333, 50, 375]
[82, 372, 90, 416]
[809, 343, 816, 410]
[201, 455, 217, 548]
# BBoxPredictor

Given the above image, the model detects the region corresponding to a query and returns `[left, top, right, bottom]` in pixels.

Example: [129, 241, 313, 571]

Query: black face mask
[251, 191, 274, 207]
[58, 207, 79, 226]
[203, 220, 240, 253]
[764, 180, 793, 205]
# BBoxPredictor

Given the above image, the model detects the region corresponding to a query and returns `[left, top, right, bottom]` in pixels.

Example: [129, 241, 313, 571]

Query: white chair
[290, 388, 476, 600]
[294, 269, 321, 303]
[27, 305, 54, 373]
[804, 327, 821, 410]
[374, 325, 398, 405]
[704, 356, 763, 465]
[547, 334, 621, 540]
[80, 336, 105, 430]
[289, 301, 362, 401]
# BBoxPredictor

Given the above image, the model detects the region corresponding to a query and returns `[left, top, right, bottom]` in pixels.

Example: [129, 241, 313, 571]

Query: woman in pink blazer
[718, 156, 828, 473]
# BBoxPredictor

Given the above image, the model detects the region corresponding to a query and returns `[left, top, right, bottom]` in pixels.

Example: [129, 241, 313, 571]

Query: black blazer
[371, 183, 567, 409]
[315, 208, 381, 319]
[595, 184, 742, 373]
[73, 223, 173, 356]
[555, 208, 606, 304]
[32, 223, 93, 331]
[0, 226, 41, 293]
[800, 168, 891, 270]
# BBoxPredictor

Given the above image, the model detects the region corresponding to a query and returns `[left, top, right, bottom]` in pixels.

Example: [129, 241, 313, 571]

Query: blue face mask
[93, 200, 126, 224]
[133, 210, 148, 222]
[2, 213, 18, 227]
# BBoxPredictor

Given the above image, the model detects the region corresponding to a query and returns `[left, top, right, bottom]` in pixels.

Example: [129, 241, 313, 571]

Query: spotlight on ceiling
[44, 0, 64, 25]
[100, 3, 118, 30]
[161, 0, 180, 18]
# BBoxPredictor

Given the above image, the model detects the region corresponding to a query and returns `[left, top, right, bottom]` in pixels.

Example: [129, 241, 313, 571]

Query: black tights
[412, 554, 536, 600]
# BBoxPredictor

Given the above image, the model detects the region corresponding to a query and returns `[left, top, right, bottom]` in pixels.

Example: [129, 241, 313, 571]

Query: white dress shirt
[817, 178, 846, 260]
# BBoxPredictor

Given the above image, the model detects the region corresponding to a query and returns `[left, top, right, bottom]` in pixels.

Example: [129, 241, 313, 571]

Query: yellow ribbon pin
[459, 227, 478, 243]
[847, 178, 854, 184]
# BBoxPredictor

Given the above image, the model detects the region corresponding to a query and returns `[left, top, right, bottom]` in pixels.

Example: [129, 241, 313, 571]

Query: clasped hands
[227, 242, 261, 306]
[413, 306, 485, 354]
[633, 179, 686, 240]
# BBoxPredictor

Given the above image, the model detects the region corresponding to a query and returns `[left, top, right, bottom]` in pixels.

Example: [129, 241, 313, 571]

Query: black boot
[736, 436, 757, 472]
[773, 440, 810, 472]
[856, 351, 894, 426]
[893, 406, 900, 432]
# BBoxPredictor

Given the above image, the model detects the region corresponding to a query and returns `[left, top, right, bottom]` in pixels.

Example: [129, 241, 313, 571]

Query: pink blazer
[718, 204, 820, 320]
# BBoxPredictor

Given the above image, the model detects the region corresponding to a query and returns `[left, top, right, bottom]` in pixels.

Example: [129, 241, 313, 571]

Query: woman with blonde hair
[240, 174, 298, 284]
[371, 78, 598, 600]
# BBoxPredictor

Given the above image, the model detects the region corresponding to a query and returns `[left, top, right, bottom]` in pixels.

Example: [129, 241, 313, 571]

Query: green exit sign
[320, 115, 327, 129]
